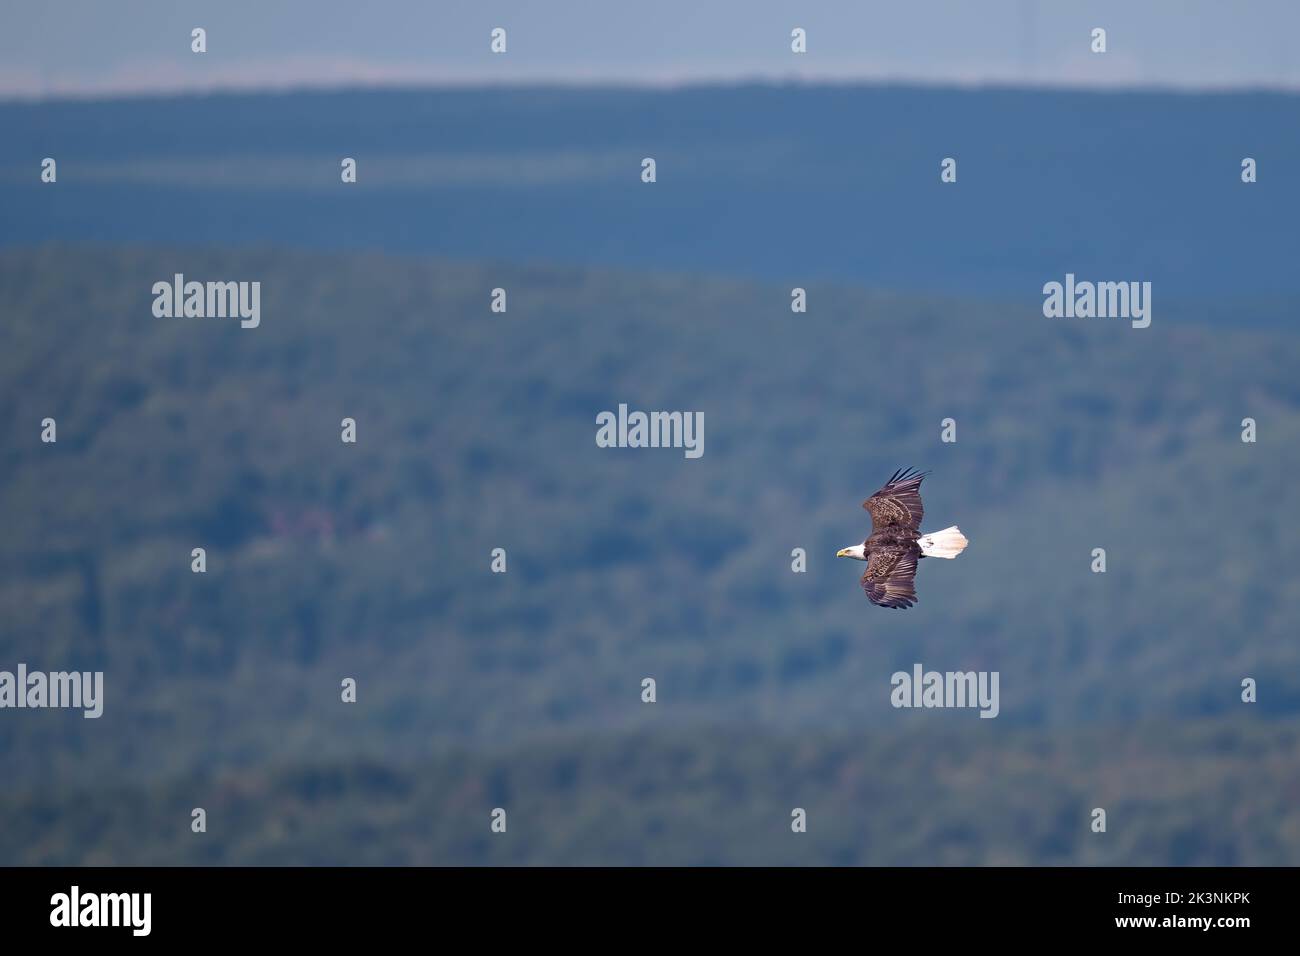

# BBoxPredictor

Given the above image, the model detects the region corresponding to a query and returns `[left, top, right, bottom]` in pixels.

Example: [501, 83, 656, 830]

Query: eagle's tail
[918, 526, 968, 559]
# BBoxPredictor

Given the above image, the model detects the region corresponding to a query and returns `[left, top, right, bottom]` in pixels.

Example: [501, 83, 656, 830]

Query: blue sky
[2, 0, 1298, 98]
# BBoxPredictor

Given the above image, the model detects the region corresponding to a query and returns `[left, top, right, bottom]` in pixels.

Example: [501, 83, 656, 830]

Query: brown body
[856, 468, 929, 609]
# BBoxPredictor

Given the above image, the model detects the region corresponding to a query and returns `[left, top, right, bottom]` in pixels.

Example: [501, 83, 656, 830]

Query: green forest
[1, 244, 1297, 864]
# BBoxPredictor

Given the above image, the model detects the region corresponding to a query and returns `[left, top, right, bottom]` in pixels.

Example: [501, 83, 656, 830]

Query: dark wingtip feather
[887, 466, 930, 487]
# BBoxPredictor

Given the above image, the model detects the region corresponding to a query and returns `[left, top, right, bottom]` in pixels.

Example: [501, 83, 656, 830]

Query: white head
[836, 544, 867, 561]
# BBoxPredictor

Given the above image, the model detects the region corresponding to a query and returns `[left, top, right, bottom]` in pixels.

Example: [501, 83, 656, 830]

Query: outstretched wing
[862, 467, 928, 532]
[861, 548, 919, 609]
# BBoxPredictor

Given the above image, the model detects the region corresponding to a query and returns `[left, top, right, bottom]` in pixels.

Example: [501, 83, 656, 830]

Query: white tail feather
[918, 525, 968, 559]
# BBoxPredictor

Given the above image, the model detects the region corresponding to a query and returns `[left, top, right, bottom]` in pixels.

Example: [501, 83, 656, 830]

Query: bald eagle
[836, 468, 968, 609]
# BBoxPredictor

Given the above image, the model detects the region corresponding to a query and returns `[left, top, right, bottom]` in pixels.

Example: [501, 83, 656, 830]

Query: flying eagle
[836, 468, 968, 609]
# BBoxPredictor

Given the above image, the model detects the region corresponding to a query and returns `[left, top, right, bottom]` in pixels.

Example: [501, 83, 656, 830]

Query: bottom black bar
[0, 866, 1277, 941]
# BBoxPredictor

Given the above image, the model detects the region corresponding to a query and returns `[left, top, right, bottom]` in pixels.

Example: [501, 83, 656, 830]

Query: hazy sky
[2, 0, 1298, 98]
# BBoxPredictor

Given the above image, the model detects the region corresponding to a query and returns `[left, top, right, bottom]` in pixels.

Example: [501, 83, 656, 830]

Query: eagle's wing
[861, 548, 919, 609]
[862, 467, 928, 532]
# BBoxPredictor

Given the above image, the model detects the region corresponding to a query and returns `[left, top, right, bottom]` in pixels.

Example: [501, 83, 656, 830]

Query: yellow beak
[836, 548, 851, 558]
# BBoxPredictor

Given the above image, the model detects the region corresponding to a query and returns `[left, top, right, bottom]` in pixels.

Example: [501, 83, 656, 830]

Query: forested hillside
[1, 244, 1297, 863]
[2, 84, 1298, 313]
